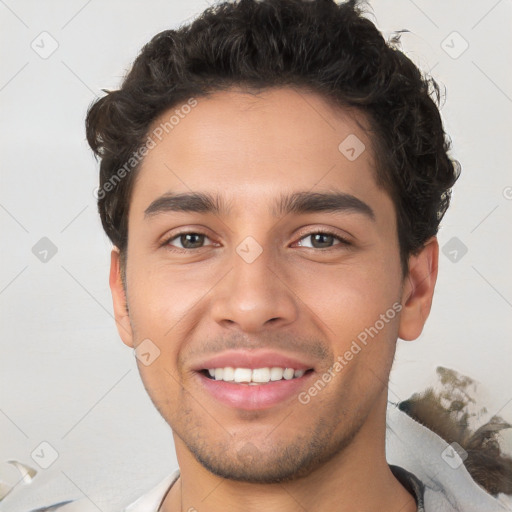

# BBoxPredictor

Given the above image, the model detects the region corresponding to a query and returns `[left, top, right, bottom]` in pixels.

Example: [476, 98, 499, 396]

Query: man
[83, 0, 504, 510]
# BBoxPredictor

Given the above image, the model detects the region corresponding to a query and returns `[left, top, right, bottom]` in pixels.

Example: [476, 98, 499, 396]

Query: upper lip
[191, 349, 316, 372]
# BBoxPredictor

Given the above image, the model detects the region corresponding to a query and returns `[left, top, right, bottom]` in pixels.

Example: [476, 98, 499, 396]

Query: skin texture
[109, 87, 438, 512]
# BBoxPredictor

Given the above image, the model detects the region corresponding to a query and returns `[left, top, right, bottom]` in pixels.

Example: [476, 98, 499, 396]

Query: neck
[161, 398, 416, 512]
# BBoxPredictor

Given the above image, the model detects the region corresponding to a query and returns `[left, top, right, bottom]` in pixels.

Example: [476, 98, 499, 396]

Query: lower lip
[196, 372, 313, 410]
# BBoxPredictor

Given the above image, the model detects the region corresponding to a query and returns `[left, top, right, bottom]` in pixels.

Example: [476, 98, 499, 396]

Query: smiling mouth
[200, 367, 314, 385]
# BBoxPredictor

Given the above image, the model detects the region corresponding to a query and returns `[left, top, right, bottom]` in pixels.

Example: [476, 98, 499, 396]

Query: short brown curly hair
[85, 0, 460, 274]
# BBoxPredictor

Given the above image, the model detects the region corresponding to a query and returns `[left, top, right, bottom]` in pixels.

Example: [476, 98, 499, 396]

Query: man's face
[110, 87, 431, 483]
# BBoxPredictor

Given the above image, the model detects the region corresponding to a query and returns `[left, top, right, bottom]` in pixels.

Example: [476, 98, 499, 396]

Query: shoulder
[386, 402, 510, 511]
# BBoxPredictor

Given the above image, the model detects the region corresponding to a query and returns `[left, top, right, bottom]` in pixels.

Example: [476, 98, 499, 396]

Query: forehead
[132, 86, 386, 214]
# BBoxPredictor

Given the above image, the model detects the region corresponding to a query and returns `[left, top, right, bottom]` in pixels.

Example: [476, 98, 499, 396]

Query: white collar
[123, 469, 180, 511]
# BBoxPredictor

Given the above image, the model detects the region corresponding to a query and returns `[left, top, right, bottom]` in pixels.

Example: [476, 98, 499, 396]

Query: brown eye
[167, 232, 212, 250]
[297, 232, 347, 249]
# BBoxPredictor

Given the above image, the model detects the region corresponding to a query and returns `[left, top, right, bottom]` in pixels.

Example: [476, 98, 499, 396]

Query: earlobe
[398, 237, 439, 341]
[109, 248, 134, 348]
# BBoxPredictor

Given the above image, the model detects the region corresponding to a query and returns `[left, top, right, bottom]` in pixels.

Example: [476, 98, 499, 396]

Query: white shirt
[123, 469, 180, 511]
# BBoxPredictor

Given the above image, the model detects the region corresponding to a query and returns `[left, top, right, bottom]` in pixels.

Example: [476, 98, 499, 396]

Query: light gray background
[1, 0, 511, 510]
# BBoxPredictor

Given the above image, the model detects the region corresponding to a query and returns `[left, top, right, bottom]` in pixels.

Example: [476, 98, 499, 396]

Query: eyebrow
[144, 191, 375, 221]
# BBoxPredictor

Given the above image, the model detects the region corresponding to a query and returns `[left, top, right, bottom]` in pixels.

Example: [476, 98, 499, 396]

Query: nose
[210, 244, 299, 333]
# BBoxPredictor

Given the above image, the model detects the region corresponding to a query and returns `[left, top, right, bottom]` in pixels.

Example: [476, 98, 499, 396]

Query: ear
[398, 237, 439, 341]
[109, 247, 134, 348]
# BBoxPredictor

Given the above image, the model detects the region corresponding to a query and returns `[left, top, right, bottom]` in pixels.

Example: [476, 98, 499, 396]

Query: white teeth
[270, 367, 284, 381]
[234, 368, 252, 382]
[222, 366, 235, 381]
[206, 367, 308, 384]
[283, 368, 295, 380]
[252, 367, 271, 382]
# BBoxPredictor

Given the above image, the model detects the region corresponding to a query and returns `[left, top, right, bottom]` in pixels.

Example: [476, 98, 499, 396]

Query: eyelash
[161, 230, 351, 253]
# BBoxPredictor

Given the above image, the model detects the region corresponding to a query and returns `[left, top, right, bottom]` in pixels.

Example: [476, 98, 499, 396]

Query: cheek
[290, 257, 402, 342]
[127, 257, 217, 337]
[303, 262, 402, 406]
[136, 362, 184, 423]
